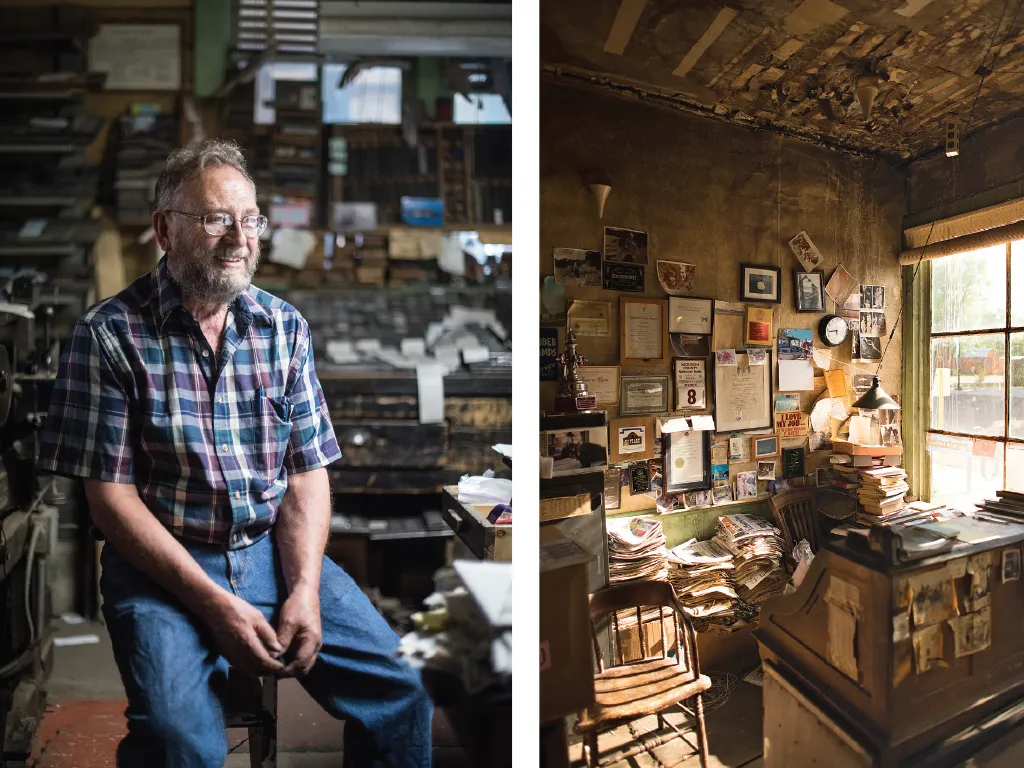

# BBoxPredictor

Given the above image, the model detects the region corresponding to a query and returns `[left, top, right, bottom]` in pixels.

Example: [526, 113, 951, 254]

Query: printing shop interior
[0, 1, 511, 766]
[539, 1, 1024, 766]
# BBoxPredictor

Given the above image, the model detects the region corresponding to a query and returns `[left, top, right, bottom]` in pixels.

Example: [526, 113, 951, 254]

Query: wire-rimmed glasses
[164, 210, 268, 238]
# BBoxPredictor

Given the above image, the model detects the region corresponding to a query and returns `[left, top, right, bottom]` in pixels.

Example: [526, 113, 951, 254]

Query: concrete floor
[30, 615, 473, 767]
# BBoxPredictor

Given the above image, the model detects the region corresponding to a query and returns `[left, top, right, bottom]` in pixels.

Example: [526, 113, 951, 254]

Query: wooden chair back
[768, 488, 819, 552]
[588, 580, 702, 680]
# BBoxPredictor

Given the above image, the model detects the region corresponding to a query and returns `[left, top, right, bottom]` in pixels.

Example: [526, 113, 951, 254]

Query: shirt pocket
[241, 393, 292, 484]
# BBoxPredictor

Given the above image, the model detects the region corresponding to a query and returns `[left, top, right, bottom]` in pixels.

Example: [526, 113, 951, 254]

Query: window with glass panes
[928, 240, 1024, 509]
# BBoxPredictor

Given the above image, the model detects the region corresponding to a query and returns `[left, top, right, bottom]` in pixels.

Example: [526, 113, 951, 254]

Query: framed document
[668, 296, 713, 335]
[673, 358, 708, 410]
[664, 430, 711, 493]
[568, 300, 611, 336]
[610, 416, 655, 463]
[576, 365, 620, 406]
[714, 352, 773, 431]
[619, 298, 669, 365]
[620, 374, 670, 415]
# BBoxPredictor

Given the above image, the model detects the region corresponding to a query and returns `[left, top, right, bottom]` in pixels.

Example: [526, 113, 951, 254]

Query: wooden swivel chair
[576, 580, 711, 767]
[768, 488, 820, 553]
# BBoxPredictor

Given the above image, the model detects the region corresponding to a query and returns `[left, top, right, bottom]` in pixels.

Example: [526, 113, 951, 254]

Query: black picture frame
[794, 269, 825, 313]
[663, 430, 711, 493]
[740, 263, 782, 303]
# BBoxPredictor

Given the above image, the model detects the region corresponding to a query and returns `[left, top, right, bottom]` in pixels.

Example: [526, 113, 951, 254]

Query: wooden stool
[224, 669, 278, 768]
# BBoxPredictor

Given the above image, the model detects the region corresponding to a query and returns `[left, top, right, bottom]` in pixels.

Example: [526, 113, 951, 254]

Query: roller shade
[900, 196, 1024, 265]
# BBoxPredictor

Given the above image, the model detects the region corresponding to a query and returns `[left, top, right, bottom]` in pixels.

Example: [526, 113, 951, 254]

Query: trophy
[554, 329, 597, 414]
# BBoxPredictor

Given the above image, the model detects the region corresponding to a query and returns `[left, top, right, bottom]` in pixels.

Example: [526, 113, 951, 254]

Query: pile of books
[975, 490, 1024, 520]
[666, 538, 746, 631]
[606, 517, 668, 584]
[714, 515, 788, 607]
[857, 467, 909, 516]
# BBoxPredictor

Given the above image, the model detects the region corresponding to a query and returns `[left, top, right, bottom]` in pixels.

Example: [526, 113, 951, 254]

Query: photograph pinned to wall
[794, 270, 825, 312]
[744, 306, 774, 346]
[740, 264, 782, 303]
[849, 326, 861, 359]
[747, 348, 767, 365]
[825, 265, 858, 308]
[682, 492, 698, 509]
[736, 470, 758, 500]
[674, 358, 707, 410]
[861, 311, 886, 337]
[788, 230, 824, 272]
[602, 262, 644, 292]
[712, 485, 733, 504]
[842, 291, 861, 312]
[668, 296, 713, 334]
[603, 226, 649, 265]
[670, 333, 711, 358]
[610, 417, 655, 463]
[540, 276, 567, 323]
[778, 328, 813, 360]
[619, 374, 670, 415]
[567, 300, 610, 336]
[1002, 548, 1021, 583]
[728, 434, 747, 461]
[576, 365, 620, 406]
[861, 285, 885, 310]
[620, 298, 669, 365]
[542, 427, 609, 475]
[757, 461, 777, 481]
[694, 490, 713, 507]
[753, 434, 781, 459]
[715, 349, 737, 366]
[880, 424, 902, 448]
[775, 393, 800, 412]
[860, 335, 882, 361]
[664, 429, 711, 493]
[711, 463, 729, 483]
[553, 248, 602, 287]
[658, 261, 697, 295]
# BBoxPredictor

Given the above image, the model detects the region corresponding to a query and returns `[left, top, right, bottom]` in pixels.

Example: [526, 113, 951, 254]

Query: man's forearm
[275, 467, 332, 594]
[85, 480, 229, 622]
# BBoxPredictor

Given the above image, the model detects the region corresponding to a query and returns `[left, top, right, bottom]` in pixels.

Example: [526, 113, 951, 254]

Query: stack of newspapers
[666, 537, 749, 631]
[714, 515, 788, 606]
[606, 517, 668, 584]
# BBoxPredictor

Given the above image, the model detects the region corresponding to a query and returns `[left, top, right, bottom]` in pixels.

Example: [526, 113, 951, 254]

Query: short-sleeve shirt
[38, 255, 341, 549]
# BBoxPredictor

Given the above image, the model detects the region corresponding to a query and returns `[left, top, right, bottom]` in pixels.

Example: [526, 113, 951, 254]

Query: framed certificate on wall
[619, 298, 669, 366]
[713, 352, 773, 431]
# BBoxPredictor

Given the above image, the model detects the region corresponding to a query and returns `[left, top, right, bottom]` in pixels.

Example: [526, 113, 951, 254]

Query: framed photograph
[576, 365, 620, 406]
[794, 270, 825, 313]
[553, 248, 602, 287]
[568, 300, 611, 336]
[604, 226, 649, 265]
[715, 353, 773, 432]
[753, 434, 781, 459]
[540, 426, 609, 476]
[610, 416, 655, 463]
[668, 296, 713, 334]
[673, 358, 708, 411]
[744, 306, 773, 346]
[740, 263, 782, 303]
[1002, 547, 1021, 583]
[620, 298, 669, 365]
[664, 429, 711, 493]
[620, 374, 671, 415]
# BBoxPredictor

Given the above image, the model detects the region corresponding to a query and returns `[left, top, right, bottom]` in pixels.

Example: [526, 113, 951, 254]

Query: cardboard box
[540, 528, 595, 724]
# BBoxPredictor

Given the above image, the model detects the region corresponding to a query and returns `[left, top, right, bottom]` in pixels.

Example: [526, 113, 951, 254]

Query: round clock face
[821, 315, 848, 347]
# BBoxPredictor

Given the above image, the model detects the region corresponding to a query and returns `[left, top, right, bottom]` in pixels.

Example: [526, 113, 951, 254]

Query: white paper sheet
[401, 338, 427, 356]
[269, 228, 317, 270]
[461, 345, 491, 364]
[779, 359, 815, 391]
[325, 340, 360, 364]
[416, 363, 446, 424]
[355, 339, 382, 353]
[690, 415, 717, 431]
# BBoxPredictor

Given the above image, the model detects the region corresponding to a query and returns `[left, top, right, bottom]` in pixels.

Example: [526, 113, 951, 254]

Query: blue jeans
[99, 532, 433, 767]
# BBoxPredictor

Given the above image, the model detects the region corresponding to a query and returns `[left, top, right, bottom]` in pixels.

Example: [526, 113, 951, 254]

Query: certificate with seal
[664, 430, 710, 492]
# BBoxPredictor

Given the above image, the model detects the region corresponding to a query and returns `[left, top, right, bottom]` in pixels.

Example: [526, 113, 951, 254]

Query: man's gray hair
[154, 139, 256, 211]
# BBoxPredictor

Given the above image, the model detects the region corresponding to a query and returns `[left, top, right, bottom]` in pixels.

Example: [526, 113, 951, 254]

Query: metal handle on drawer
[448, 509, 464, 531]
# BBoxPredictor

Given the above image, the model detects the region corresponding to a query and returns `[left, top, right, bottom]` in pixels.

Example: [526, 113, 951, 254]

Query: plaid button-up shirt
[38, 256, 341, 549]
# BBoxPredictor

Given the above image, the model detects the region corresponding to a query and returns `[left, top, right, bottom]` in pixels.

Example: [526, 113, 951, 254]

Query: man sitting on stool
[38, 139, 432, 767]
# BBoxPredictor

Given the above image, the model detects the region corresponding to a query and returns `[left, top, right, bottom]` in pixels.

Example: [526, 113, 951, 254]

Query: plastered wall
[540, 80, 906, 513]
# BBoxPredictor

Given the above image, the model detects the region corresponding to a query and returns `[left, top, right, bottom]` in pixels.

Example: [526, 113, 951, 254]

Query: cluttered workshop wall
[540, 80, 905, 514]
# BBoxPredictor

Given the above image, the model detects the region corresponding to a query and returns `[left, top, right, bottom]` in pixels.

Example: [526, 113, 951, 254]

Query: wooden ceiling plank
[806, 21, 869, 76]
[603, 0, 648, 55]
[672, 7, 739, 78]
[707, 26, 771, 87]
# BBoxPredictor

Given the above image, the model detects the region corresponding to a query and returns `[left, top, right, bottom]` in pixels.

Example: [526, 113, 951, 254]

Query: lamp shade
[852, 376, 899, 410]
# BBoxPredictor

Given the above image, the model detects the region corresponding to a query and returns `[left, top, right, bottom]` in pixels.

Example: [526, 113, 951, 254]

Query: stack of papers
[606, 517, 668, 584]
[714, 515, 787, 606]
[666, 538, 750, 632]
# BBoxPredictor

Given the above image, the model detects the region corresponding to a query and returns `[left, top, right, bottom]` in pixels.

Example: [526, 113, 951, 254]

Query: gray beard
[167, 242, 260, 306]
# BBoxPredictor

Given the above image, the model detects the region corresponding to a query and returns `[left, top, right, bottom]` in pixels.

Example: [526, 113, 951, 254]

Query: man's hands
[276, 585, 322, 677]
[204, 592, 286, 677]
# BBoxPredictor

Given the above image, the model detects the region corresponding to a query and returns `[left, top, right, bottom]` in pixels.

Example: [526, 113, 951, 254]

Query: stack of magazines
[606, 517, 668, 584]
[714, 515, 788, 606]
[666, 537, 750, 631]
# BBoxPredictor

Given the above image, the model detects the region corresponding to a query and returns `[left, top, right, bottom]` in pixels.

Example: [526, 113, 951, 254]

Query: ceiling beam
[673, 7, 739, 78]
[603, 0, 647, 55]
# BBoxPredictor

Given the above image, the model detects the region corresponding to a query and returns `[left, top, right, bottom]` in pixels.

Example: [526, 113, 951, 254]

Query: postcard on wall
[674, 358, 707, 410]
[603, 263, 645, 292]
[668, 296, 713, 334]
[861, 310, 886, 337]
[567, 300, 611, 336]
[861, 284, 885, 310]
[748, 348, 767, 365]
[729, 434, 747, 460]
[576, 365, 620, 406]
[775, 393, 800, 412]
[736, 470, 758, 500]
[825, 265, 858, 307]
[778, 329, 813, 360]
[658, 261, 697, 296]
[553, 248, 602, 287]
[789, 230, 824, 272]
[603, 226, 649, 265]
[744, 306, 773, 347]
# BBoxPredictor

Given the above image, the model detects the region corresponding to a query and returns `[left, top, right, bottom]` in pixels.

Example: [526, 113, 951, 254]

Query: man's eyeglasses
[164, 210, 268, 238]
